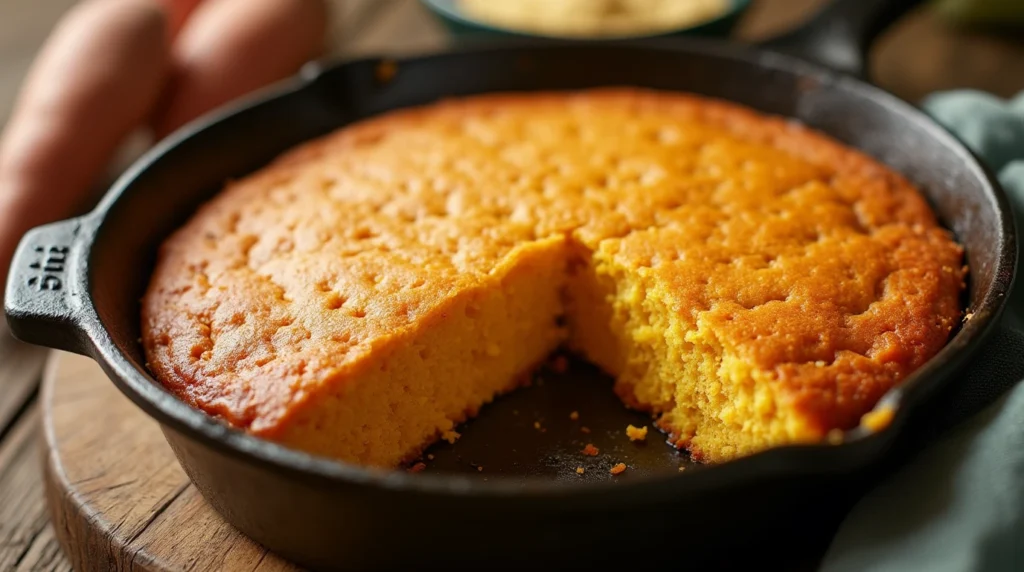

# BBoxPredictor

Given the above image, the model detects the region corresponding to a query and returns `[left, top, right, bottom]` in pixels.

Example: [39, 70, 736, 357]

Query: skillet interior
[88, 41, 1010, 477]
[53, 42, 1013, 567]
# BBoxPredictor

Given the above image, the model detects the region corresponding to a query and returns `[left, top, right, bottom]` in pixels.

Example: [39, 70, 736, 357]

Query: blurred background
[2, 0, 1024, 126]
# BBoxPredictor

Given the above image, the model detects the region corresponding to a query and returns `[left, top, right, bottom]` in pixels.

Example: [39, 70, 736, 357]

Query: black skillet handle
[758, 0, 926, 79]
[4, 216, 93, 356]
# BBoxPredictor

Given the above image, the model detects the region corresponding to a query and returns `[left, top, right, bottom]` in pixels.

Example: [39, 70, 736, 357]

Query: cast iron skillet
[6, 0, 1023, 569]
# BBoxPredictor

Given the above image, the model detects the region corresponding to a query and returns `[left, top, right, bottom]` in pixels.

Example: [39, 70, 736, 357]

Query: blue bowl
[420, 0, 753, 41]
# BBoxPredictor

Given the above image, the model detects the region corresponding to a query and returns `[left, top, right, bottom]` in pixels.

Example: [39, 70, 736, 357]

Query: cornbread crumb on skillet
[141, 89, 965, 467]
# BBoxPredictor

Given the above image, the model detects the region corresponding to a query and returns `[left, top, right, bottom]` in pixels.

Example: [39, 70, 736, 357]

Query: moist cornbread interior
[142, 90, 965, 467]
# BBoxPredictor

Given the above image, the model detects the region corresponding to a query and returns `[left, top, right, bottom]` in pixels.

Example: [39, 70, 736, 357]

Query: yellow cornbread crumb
[860, 405, 896, 433]
[442, 430, 461, 444]
[826, 429, 844, 445]
[609, 463, 627, 475]
[626, 424, 648, 441]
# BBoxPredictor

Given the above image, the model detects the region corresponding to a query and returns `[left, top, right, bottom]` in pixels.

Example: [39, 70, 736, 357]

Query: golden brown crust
[141, 88, 964, 455]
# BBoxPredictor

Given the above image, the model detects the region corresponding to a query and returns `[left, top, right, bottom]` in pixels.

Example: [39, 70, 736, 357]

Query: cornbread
[626, 424, 648, 441]
[860, 404, 897, 433]
[142, 89, 965, 467]
[458, 0, 729, 38]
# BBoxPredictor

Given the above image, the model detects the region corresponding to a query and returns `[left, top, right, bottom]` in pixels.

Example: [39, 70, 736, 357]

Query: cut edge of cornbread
[565, 239, 828, 464]
[270, 237, 570, 467]
[263, 231, 860, 466]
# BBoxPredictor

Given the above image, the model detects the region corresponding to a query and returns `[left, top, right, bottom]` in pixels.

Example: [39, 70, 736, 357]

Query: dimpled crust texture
[141, 89, 965, 466]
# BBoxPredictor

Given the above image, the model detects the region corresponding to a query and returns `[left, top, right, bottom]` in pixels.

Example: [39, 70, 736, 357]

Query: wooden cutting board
[40, 351, 299, 572]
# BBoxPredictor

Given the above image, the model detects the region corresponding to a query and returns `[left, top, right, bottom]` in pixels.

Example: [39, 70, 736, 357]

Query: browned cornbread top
[142, 89, 964, 439]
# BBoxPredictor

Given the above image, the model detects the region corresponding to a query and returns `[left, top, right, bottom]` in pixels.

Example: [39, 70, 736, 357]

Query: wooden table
[1, 0, 1023, 570]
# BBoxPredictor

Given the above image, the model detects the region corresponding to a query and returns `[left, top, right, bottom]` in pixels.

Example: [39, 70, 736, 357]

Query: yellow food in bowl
[457, 0, 731, 37]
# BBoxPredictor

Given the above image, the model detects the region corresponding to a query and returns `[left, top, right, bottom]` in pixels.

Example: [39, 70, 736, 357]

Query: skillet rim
[73, 39, 1016, 498]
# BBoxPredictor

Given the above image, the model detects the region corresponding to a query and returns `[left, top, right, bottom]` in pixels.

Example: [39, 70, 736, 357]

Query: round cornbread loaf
[141, 89, 965, 466]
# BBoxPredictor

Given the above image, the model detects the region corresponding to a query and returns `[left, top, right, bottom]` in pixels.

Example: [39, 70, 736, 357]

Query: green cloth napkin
[822, 90, 1024, 572]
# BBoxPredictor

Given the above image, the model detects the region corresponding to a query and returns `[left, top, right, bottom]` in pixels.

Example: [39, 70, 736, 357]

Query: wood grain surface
[1, 0, 1023, 570]
[42, 351, 297, 572]
[0, 325, 59, 572]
